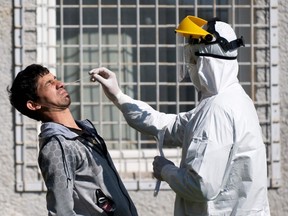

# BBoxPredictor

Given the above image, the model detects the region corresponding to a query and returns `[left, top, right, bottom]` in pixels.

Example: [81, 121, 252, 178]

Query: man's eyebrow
[44, 76, 56, 86]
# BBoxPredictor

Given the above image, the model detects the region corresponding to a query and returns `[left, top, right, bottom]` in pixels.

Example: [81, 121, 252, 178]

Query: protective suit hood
[196, 56, 239, 97]
[193, 21, 241, 97]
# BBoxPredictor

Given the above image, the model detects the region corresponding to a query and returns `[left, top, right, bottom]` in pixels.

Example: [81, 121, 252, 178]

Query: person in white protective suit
[89, 16, 270, 216]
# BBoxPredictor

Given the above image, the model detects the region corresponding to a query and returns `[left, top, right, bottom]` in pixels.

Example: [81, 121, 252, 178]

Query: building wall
[0, 0, 287, 215]
[267, 0, 288, 214]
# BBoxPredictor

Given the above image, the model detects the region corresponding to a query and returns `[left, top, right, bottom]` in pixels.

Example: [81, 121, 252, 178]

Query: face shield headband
[194, 18, 245, 60]
[175, 16, 245, 83]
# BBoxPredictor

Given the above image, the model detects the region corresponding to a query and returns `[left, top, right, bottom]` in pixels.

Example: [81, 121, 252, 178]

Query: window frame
[13, 0, 280, 192]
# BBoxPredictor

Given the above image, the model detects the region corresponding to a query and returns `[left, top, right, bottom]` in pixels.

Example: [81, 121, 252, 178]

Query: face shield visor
[175, 16, 212, 85]
[176, 35, 200, 82]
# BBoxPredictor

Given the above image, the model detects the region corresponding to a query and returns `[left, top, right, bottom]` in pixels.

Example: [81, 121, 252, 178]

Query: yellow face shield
[176, 16, 209, 83]
[175, 16, 245, 82]
[175, 16, 213, 42]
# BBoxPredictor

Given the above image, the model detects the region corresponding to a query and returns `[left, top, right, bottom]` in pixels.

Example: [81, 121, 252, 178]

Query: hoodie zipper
[76, 129, 136, 215]
[88, 126, 136, 215]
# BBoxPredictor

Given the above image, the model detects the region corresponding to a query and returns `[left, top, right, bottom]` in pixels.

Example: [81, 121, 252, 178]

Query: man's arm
[38, 137, 76, 216]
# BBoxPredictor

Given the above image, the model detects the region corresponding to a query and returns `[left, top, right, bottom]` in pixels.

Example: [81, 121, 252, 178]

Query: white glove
[89, 67, 121, 102]
[153, 156, 175, 181]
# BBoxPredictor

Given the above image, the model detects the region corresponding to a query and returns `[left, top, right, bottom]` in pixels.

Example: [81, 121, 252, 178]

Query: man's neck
[42, 109, 81, 130]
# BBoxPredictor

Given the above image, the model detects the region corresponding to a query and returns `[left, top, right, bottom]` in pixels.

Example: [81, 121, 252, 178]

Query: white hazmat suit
[90, 19, 270, 216]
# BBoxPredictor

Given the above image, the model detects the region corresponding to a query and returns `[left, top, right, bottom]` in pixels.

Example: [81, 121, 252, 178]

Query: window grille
[13, 0, 280, 191]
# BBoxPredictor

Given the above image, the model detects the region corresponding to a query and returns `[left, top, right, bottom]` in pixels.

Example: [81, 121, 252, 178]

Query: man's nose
[56, 80, 65, 88]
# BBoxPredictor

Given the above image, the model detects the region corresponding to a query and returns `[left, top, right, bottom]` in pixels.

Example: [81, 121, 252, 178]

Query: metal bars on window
[13, 0, 280, 191]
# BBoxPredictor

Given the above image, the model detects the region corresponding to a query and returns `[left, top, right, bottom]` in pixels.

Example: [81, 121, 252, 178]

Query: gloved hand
[153, 156, 175, 181]
[89, 67, 121, 102]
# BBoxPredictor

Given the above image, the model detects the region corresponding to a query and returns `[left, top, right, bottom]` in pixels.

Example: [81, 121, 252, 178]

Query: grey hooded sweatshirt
[38, 119, 138, 216]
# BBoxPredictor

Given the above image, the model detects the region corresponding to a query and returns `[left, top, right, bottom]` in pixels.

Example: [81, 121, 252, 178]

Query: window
[13, 0, 280, 191]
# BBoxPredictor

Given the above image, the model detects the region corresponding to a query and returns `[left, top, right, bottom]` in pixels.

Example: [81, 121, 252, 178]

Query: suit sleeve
[115, 92, 192, 147]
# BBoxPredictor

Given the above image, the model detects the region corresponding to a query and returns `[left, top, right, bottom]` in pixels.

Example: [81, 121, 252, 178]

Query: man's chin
[67, 97, 71, 106]
[65, 95, 71, 106]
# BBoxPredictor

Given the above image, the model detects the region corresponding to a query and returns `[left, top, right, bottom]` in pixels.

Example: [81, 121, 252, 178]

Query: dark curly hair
[7, 64, 50, 121]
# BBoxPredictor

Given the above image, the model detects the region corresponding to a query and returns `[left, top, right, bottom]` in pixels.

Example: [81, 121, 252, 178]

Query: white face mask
[177, 43, 200, 82]
[184, 44, 199, 65]
[186, 62, 201, 91]
[183, 44, 202, 91]
[177, 35, 200, 82]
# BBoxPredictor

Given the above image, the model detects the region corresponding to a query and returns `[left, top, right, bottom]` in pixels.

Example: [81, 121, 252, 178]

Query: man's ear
[26, 100, 41, 111]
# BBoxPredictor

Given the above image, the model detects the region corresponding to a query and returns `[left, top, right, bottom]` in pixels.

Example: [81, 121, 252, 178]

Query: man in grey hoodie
[8, 64, 138, 216]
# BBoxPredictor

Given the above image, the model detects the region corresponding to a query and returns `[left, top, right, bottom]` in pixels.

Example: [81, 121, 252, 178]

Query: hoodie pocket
[95, 189, 116, 216]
